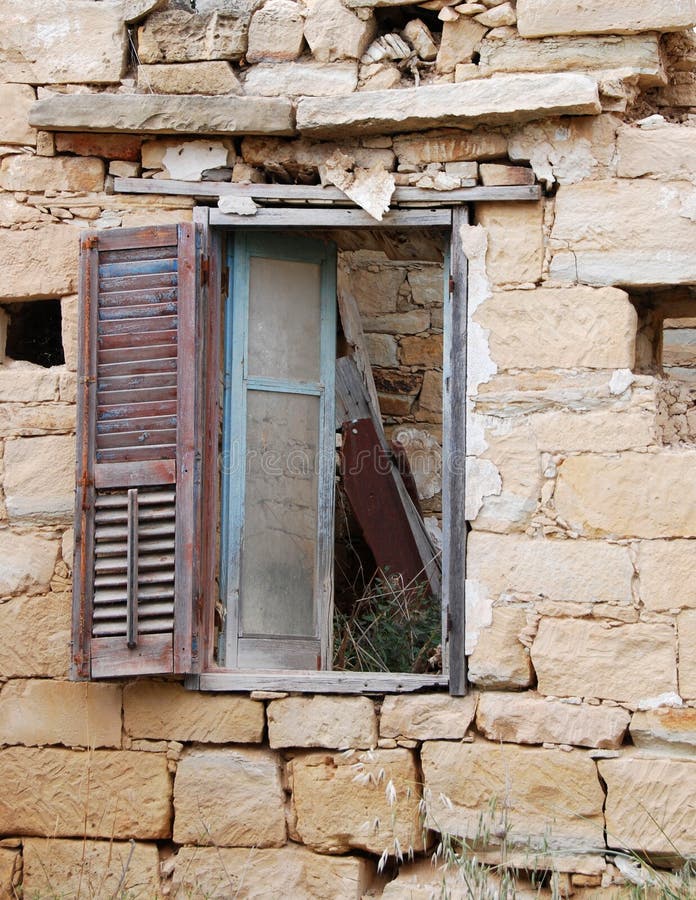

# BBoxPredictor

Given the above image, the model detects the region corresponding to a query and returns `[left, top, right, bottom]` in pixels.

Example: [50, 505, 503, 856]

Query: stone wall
[1, 0, 696, 896]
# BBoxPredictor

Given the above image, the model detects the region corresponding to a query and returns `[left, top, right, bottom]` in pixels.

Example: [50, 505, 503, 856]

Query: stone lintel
[297, 73, 601, 137]
[29, 94, 296, 137]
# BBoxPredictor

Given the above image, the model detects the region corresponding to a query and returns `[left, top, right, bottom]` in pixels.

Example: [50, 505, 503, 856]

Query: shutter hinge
[201, 255, 210, 287]
[449, 276, 455, 294]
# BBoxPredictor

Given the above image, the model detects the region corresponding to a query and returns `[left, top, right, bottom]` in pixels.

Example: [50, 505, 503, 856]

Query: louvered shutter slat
[72, 224, 198, 679]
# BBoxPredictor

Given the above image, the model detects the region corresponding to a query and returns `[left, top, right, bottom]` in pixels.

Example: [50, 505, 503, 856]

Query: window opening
[3, 299, 64, 367]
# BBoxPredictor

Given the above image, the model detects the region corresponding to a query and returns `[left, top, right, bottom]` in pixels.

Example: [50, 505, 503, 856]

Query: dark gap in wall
[4, 299, 64, 368]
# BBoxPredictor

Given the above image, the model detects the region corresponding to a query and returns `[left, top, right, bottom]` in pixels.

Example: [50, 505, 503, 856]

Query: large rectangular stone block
[4, 435, 75, 525]
[550, 180, 696, 287]
[554, 451, 696, 539]
[0, 748, 171, 838]
[393, 129, 506, 165]
[0, 155, 104, 193]
[267, 696, 377, 749]
[173, 748, 286, 847]
[630, 708, 696, 756]
[476, 202, 544, 285]
[421, 741, 605, 851]
[617, 123, 696, 180]
[0, 593, 70, 678]
[124, 681, 264, 743]
[0, 529, 59, 598]
[296, 73, 601, 137]
[532, 619, 677, 704]
[23, 839, 160, 899]
[517, 0, 696, 37]
[0, 680, 122, 749]
[0, 226, 78, 300]
[636, 540, 696, 612]
[0, 84, 36, 145]
[599, 755, 696, 856]
[380, 693, 477, 741]
[476, 286, 636, 369]
[0, 0, 127, 84]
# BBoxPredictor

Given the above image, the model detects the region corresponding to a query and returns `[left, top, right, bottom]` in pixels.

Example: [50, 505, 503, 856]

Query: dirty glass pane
[247, 256, 322, 382]
[240, 390, 319, 637]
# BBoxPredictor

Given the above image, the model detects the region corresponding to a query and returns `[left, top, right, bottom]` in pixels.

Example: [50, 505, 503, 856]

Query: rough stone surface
[0, 530, 59, 599]
[436, 17, 486, 74]
[476, 202, 544, 285]
[617, 123, 696, 180]
[267, 696, 377, 748]
[630, 708, 696, 756]
[468, 532, 634, 605]
[380, 694, 477, 740]
[55, 132, 142, 161]
[23, 839, 160, 899]
[476, 692, 630, 749]
[0, 155, 104, 193]
[4, 436, 75, 524]
[600, 755, 696, 856]
[173, 747, 286, 847]
[304, 0, 376, 62]
[297, 73, 601, 137]
[242, 135, 394, 178]
[290, 749, 422, 854]
[467, 606, 534, 689]
[524, 405, 656, 453]
[393, 129, 507, 165]
[679, 609, 696, 699]
[391, 427, 442, 500]
[422, 741, 604, 851]
[554, 451, 696, 539]
[0, 226, 78, 300]
[0, 593, 70, 678]
[124, 681, 264, 743]
[476, 286, 636, 369]
[0, 84, 36, 145]
[137, 61, 242, 95]
[0, 847, 19, 899]
[172, 845, 371, 899]
[30, 94, 295, 137]
[0, 680, 122, 749]
[245, 61, 358, 97]
[532, 619, 677, 704]
[0, 748, 171, 838]
[0, 360, 62, 403]
[636, 540, 696, 612]
[517, 0, 696, 37]
[247, 0, 306, 62]
[137, 7, 251, 63]
[0, 0, 127, 84]
[550, 180, 696, 287]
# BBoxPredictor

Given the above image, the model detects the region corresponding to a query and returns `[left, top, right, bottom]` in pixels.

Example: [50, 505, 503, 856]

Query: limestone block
[380, 693, 477, 740]
[290, 749, 422, 854]
[679, 609, 696, 699]
[532, 619, 677, 704]
[476, 202, 543, 285]
[600, 755, 696, 856]
[550, 180, 696, 287]
[23, 839, 160, 900]
[0, 362, 60, 406]
[138, 61, 242, 95]
[0, 225, 78, 300]
[0, 0, 127, 84]
[554, 451, 696, 539]
[468, 532, 634, 606]
[0, 847, 19, 899]
[0, 197, 46, 228]
[0, 748, 171, 838]
[408, 266, 444, 306]
[0, 530, 59, 598]
[173, 747, 286, 846]
[636, 540, 696, 612]
[476, 692, 630, 749]
[517, 0, 696, 37]
[467, 606, 534, 689]
[30, 94, 296, 138]
[366, 333, 398, 366]
[418, 370, 442, 417]
[391, 427, 441, 500]
[161, 140, 232, 181]
[617, 123, 696, 180]
[480, 31, 664, 86]
[630, 708, 696, 756]
[297, 73, 601, 138]
[173, 845, 371, 900]
[124, 681, 264, 743]
[476, 286, 636, 369]
[403, 19, 438, 61]
[0, 85, 35, 146]
[526, 406, 656, 453]
[0, 403, 76, 438]
[399, 334, 442, 367]
[421, 741, 604, 851]
[241, 136, 394, 178]
[480, 164, 535, 186]
[245, 61, 358, 96]
[0, 155, 104, 193]
[0, 593, 70, 678]
[304, 0, 376, 62]
[247, 0, 306, 61]
[0, 680, 121, 749]
[393, 129, 506, 165]
[267, 696, 377, 748]
[343, 261, 401, 315]
[436, 17, 486, 74]
[4, 435, 75, 524]
[55, 133, 142, 161]
[137, 7, 252, 63]
[362, 310, 429, 334]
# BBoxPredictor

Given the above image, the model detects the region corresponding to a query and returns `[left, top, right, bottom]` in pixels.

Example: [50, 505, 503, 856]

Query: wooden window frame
[186, 203, 469, 695]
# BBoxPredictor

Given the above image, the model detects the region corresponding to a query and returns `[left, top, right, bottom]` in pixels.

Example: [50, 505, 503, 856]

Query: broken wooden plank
[209, 207, 452, 228]
[336, 272, 382, 417]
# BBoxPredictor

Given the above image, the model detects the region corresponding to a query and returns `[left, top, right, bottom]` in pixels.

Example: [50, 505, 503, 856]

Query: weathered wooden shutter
[72, 224, 198, 679]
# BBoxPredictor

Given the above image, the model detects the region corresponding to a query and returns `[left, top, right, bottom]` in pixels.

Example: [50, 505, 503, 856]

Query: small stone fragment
[402, 19, 438, 60]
